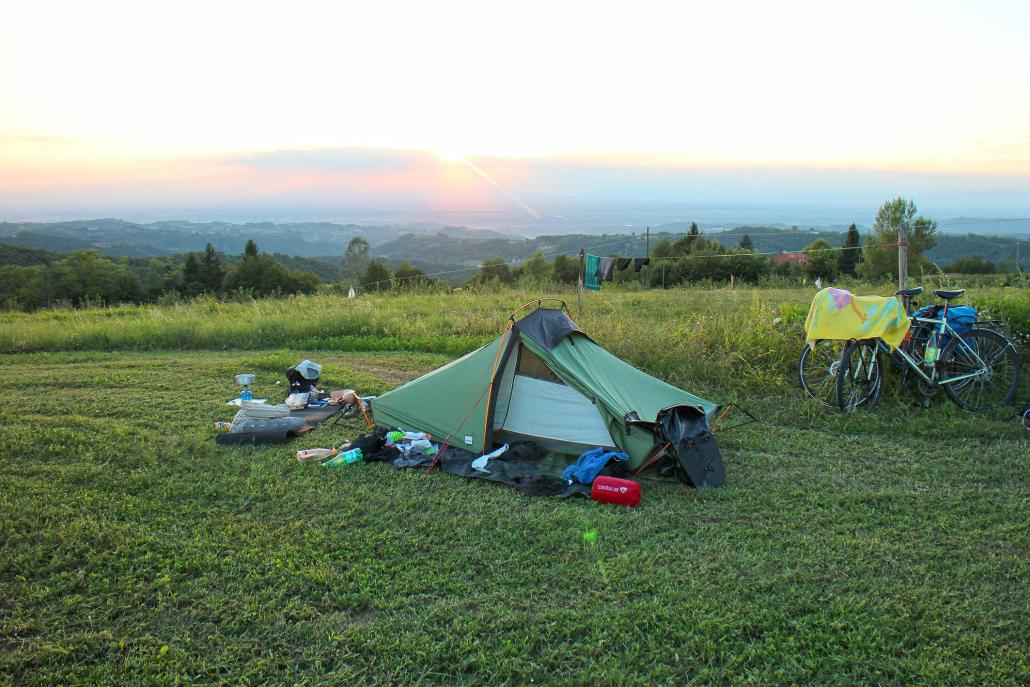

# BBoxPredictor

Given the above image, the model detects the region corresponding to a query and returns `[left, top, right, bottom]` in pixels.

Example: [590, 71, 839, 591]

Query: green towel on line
[584, 254, 601, 291]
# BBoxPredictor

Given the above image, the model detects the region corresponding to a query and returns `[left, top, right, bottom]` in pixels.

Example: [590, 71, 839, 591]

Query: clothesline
[582, 243, 903, 291]
[358, 240, 904, 291]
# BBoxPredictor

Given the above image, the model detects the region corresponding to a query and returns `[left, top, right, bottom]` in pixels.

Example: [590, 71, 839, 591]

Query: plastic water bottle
[324, 448, 363, 466]
[923, 331, 939, 366]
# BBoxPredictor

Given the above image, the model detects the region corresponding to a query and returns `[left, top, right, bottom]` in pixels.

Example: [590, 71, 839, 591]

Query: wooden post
[577, 248, 584, 316]
[897, 218, 908, 298]
[644, 226, 650, 287]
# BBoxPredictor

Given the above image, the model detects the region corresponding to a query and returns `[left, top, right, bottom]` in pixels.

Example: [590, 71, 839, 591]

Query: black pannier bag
[655, 405, 726, 488]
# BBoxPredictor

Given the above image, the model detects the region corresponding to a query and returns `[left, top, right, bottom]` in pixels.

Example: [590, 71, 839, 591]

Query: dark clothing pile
[339, 429, 638, 498]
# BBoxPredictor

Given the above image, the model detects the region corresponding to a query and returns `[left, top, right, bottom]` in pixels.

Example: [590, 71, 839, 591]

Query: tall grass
[1, 284, 1026, 399]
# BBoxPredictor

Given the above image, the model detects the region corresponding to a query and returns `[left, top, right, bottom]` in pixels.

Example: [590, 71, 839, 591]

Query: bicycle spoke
[837, 340, 882, 412]
[942, 330, 1019, 411]
[801, 340, 845, 406]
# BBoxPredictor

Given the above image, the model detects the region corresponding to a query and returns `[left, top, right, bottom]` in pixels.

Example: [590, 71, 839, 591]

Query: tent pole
[577, 248, 584, 316]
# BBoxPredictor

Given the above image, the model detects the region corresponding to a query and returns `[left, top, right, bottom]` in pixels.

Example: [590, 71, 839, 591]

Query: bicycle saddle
[895, 287, 923, 297]
[933, 289, 965, 300]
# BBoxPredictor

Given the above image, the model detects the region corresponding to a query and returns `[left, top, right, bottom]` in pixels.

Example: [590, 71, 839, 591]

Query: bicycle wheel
[836, 340, 884, 412]
[939, 328, 1021, 412]
[799, 340, 845, 406]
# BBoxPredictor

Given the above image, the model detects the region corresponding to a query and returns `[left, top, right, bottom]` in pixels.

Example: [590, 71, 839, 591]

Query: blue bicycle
[836, 287, 1021, 413]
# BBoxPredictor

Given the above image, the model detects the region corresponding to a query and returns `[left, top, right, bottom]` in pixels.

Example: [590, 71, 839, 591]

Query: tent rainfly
[371, 305, 726, 487]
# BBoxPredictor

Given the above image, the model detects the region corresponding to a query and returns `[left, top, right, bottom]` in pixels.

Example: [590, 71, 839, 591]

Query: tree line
[0, 197, 1001, 309]
[0, 240, 322, 311]
[455, 198, 945, 289]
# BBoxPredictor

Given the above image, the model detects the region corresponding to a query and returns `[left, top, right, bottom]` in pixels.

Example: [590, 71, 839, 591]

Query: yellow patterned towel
[805, 288, 911, 349]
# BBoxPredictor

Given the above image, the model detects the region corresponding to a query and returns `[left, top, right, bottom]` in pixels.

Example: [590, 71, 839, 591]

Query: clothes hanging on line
[584, 254, 601, 291]
[584, 254, 648, 290]
[596, 257, 616, 282]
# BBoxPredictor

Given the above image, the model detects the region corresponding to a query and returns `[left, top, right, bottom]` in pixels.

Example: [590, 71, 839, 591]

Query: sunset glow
[2, 0, 1029, 218]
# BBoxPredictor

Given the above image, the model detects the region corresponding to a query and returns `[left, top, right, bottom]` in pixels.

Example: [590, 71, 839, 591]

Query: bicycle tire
[939, 328, 1021, 412]
[836, 339, 884, 412]
[798, 340, 845, 406]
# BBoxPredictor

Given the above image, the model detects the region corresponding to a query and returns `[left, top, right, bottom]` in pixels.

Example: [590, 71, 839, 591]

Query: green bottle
[323, 448, 362, 466]
[923, 331, 939, 366]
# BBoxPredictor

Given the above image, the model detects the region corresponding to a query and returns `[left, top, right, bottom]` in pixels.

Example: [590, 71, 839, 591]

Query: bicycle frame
[869, 316, 990, 387]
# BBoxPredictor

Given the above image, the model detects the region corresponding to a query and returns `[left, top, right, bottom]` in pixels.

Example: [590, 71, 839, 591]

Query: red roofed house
[771, 251, 808, 266]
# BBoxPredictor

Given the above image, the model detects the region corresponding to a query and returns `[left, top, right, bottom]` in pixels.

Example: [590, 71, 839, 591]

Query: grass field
[1, 286, 1028, 685]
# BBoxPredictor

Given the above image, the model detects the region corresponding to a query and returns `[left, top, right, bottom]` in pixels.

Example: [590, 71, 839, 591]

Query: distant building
[771, 251, 808, 265]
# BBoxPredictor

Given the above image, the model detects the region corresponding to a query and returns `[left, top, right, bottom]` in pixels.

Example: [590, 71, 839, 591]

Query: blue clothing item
[562, 447, 629, 485]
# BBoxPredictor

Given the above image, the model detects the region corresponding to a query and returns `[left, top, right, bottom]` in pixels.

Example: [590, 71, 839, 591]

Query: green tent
[372, 306, 724, 480]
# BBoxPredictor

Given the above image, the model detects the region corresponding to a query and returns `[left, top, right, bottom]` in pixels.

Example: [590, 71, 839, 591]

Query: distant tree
[521, 250, 551, 282]
[678, 222, 701, 253]
[672, 224, 716, 256]
[340, 236, 371, 283]
[0, 264, 47, 310]
[47, 250, 143, 306]
[666, 245, 769, 285]
[290, 270, 323, 294]
[739, 234, 754, 251]
[802, 239, 839, 281]
[859, 198, 937, 279]
[945, 255, 996, 274]
[141, 257, 182, 300]
[552, 254, 579, 284]
[244, 239, 259, 257]
[224, 253, 318, 297]
[772, 259, 802, 278]
[839, 223, 861, 276]
[181, 253, 206, 297]
[469, 257, 514, 286]
[361, 259, 392, 291]
[651, 239, 675, 258]
[200, 243, 225, 293]
[394, 261, 432, 289]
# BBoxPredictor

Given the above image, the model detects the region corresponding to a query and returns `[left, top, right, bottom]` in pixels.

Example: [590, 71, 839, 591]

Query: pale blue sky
[1, 1, 1028, 220]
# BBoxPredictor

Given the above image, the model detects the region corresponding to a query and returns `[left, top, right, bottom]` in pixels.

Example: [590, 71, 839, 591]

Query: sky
[1, 0, 1029, 224]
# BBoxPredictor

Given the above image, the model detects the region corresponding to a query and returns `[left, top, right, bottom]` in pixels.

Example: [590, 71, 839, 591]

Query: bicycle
[798, 287, 912, 407]
[799, 339, 873, 406]
[836, 287, 1021, 413]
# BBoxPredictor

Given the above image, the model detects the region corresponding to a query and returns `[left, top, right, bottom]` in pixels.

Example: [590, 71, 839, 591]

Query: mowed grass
[1, 341, 1028, 685]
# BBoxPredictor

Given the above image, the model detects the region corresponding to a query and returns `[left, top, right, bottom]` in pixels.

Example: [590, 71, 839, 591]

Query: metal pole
[577, 248, 584, 316]
[897, 218, 908, 306]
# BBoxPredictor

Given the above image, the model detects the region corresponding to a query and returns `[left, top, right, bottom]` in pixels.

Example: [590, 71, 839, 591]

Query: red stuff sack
[591, 476, 642, 507]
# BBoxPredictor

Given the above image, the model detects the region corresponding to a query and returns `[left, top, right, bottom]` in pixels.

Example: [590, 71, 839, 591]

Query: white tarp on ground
[498, 374, 615, 447]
